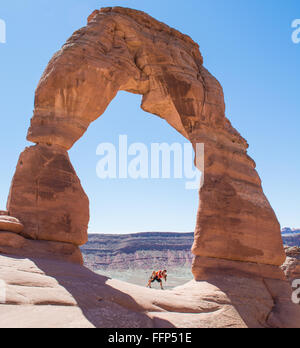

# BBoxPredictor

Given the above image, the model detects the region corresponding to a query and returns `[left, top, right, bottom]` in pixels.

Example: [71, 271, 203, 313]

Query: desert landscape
[0, 5, 300, 329]
[81, 231, 300, 289]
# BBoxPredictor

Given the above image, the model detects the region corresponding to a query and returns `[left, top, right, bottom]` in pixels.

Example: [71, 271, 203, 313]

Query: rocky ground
[1, 254, 300, 328]
[0, 232, 299, 328]
[96, 267, 193, 290]
[282, 246, 300, 283]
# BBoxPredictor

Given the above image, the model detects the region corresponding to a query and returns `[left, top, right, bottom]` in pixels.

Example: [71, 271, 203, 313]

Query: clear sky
[0, 0, 299, 233]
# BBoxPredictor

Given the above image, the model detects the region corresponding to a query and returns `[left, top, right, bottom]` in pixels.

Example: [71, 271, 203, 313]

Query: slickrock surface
[7, 7, 285, 266]
[0, 233, 82, 264]
[0, 255, 299, 328]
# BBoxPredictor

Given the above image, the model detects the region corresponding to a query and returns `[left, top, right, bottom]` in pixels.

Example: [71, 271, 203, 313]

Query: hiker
[147, 269, 167, 290]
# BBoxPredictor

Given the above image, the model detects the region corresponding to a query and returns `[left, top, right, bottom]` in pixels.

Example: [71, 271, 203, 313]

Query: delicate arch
[7, 7, 285, 271]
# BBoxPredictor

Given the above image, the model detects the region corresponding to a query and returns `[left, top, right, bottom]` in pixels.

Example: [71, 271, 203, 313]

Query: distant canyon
[81, 229, 300, 271]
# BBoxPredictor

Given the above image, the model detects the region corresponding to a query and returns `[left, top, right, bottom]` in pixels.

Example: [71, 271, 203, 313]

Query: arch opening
[69, 90, 199, 235]
[5, 7, 285, 274]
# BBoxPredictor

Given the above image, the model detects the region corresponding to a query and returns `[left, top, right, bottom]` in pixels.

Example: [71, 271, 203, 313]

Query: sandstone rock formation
[0, 255, 299, 328]
[8, 144, 89, 246]
[1, 6, 299, 328]
[282, 246, 300, 284]
[0, 233, 82, 264]
[0, 215, 23, 234]
[8, 6, 284, 267]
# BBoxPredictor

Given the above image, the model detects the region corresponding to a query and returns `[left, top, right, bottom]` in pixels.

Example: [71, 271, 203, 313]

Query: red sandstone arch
[7, 7, 285, 272]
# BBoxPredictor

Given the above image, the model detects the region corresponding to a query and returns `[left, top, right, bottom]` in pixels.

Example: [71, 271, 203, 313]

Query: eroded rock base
[0, 255, 299, 328]
[0, 232, 82, 264]
[192, 256, 300, 328]
[7, 144, 89, 246]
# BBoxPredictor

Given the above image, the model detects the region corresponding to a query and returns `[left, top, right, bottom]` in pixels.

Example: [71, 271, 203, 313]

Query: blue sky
[0, 0, 299, 233]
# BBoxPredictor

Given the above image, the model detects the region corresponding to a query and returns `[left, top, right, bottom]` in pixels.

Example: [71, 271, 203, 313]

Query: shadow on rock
[33, 257, 175, 328]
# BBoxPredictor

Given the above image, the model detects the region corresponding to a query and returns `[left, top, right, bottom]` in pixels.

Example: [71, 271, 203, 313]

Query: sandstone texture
[7, 144, 89, 246]
[282, 247, 300, 284]
[2, 7, 298, 328]
[0, 255, 299, 328]
[0, 233, 82, 264]
[7, 6, 284, 266]
[0, 215, 24, 234]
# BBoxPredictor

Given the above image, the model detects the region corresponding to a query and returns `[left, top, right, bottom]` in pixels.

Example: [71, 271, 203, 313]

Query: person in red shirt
[147, 270, 167, 290]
